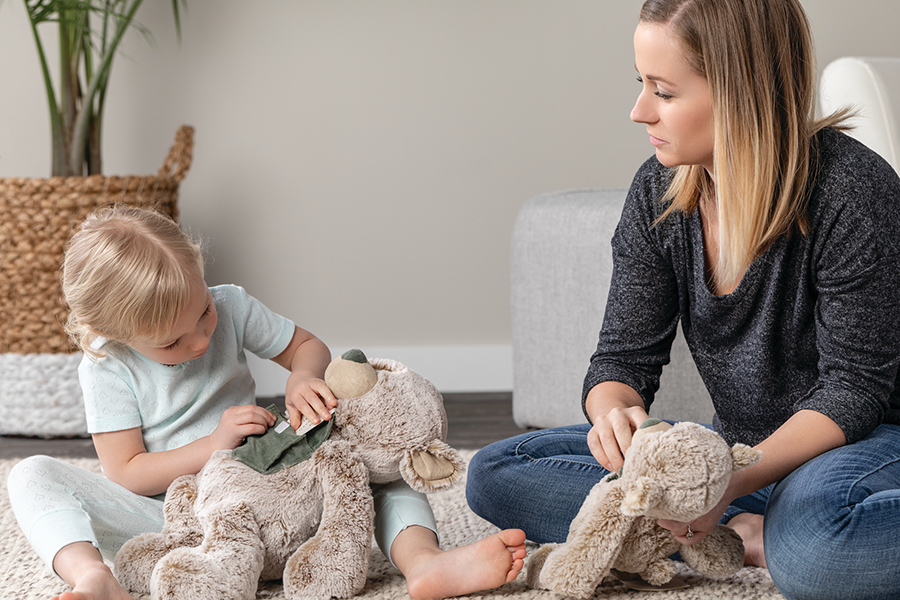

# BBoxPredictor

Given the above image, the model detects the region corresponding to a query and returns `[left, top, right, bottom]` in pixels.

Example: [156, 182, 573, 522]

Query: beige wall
[2, 1, 899, 392]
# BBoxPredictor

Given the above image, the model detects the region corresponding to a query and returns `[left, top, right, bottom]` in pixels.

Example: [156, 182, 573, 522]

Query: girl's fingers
[286, 405, 302, 431]
[309, 380, 338, 407]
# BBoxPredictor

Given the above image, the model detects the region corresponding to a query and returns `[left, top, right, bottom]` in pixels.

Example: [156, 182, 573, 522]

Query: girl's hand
[587, 404, 650, 472]
[285, 373, 338, 431]
[208, 404, 277, 451]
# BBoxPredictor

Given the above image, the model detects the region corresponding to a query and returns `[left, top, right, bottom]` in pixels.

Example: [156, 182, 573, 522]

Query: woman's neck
[699, 193, 741, 296]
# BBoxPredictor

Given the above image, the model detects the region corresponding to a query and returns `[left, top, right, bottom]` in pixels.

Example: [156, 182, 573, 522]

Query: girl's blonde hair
[640, 0, 850, 289]
[62, 205, 205, 358]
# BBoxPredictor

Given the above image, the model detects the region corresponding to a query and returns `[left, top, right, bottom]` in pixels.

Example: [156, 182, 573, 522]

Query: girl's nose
[187, 332, 209, 352]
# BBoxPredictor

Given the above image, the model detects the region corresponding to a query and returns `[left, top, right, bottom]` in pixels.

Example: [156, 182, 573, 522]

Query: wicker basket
[0, 125, 194, 436]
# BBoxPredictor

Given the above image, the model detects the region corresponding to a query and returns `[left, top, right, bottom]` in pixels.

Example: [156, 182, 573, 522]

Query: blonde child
[7, 205, 525, 600]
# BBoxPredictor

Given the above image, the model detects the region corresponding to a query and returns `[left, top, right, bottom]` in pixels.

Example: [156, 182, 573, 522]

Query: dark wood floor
[0, 392, 532, 459]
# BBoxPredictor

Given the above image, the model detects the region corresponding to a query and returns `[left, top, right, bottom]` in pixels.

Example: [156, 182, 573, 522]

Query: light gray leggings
[7, 455, 437, 574]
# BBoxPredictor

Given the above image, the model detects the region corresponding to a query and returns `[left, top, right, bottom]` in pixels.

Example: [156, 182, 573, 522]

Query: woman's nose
[631, 91, 655, 124]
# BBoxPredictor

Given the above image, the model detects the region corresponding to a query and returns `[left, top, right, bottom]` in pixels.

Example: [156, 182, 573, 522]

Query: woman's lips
[649, 133, 666, 146]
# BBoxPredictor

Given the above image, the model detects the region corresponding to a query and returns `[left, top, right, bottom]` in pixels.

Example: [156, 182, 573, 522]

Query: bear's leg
[151, 500, 265, 600]
[283, 441, 374, 600]
[524, 543, 558, 589]
[534, 480, 633, 599]
[680, 525, 745, 578]
[114, 474, 203, 593]
[638, 557, 678, 586]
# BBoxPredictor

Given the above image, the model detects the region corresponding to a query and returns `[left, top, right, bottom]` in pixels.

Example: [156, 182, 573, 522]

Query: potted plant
[0, 0, 194, 437]
[25, 0, 185, 176]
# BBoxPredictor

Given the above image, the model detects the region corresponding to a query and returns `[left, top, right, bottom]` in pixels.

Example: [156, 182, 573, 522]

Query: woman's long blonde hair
[62, 205, 205, 358]
[640, 0, 849, 288]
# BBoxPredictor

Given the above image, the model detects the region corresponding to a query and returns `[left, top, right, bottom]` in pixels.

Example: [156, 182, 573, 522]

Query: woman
[466, 1, 900, 599]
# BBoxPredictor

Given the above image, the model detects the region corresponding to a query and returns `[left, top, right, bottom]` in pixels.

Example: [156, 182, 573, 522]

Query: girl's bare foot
[49, 562, 135, 600]
[395, 527, 527, 600]
[51, 542, 135, 600]
[728, 513, 767, 568]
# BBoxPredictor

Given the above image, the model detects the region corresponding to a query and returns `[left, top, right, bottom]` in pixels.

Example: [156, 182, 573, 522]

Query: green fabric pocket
[232, 404, 333, 474]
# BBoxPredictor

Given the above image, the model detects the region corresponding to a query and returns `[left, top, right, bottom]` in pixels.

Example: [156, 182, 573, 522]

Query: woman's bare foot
[393, 527, 527, 600]
[728, 513, 766, 568]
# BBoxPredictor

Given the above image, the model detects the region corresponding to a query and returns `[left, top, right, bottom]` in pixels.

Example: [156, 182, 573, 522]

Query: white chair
[820, 56, 900, 173]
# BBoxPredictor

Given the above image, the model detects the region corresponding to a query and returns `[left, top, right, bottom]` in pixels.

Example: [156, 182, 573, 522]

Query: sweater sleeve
[582, 159, 682, 420]
[797, 140, 900, 443]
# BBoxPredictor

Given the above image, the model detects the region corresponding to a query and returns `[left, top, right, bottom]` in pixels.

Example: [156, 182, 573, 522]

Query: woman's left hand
[657, 496, 730, 545]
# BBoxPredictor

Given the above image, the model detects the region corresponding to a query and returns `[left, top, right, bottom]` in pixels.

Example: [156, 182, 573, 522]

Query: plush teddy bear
[526, 419, 763, 598]
[113, 349, 464, 600]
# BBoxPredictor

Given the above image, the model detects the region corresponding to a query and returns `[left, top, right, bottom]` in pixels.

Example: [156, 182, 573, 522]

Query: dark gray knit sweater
[583, 128, 900, 447]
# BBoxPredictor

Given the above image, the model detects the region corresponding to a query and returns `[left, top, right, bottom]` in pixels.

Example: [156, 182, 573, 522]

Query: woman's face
[631, 22, 715, 174]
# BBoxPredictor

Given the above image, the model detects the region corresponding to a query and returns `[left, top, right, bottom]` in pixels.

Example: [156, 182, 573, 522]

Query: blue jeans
[466, 422, 900, 600]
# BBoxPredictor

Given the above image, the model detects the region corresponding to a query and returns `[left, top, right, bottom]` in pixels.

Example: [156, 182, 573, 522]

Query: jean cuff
[721, 505, 749, 525]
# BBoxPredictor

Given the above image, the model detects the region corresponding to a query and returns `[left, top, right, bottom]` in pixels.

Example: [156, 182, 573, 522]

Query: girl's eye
[202, 305, 212, 318]
[163, 340, 179, 351]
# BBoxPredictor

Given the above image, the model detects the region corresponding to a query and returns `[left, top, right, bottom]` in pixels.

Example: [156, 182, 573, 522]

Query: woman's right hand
[587, 405, 649, 471]
[209, 404, 277, 451]
[584, 381, 649, 472]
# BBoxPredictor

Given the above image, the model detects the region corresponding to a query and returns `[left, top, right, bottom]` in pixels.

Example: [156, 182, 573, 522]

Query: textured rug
[0, 453, 785, 600]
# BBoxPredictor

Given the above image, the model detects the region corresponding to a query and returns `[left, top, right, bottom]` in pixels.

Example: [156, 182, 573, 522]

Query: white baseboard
[248, 344, 513, 396]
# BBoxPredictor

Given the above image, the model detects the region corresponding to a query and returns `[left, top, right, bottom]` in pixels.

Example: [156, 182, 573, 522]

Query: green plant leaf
[20, 0, 187, 175]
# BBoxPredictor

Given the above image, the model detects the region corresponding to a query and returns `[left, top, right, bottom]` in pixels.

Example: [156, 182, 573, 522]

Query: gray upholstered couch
[510, 188, 712, 429]
[510, 56, 900, 430]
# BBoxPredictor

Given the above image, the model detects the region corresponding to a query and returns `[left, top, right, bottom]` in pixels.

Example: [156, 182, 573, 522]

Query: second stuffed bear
[527, 419, 762, 598]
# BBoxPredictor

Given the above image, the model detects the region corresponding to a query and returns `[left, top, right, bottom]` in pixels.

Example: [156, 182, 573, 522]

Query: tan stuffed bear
[527, 419, 763, 598]
[113, 350, 464, 600]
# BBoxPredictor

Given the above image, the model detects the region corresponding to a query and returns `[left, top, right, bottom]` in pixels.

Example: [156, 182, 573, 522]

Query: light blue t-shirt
[80, 284, 295, 452]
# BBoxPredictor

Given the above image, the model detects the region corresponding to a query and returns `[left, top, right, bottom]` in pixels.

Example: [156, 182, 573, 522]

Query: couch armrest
[510, 188, 713, 429]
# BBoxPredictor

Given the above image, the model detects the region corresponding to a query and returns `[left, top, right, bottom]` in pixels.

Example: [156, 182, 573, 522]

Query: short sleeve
[79, 354, 143, 434]
[213, 285, 295, 360]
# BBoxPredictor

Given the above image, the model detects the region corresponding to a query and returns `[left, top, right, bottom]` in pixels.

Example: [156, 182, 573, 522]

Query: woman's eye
[654, 91, 674, 101]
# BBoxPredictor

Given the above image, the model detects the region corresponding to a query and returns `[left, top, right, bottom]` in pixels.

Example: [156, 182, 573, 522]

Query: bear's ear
[400, 440, 465, 493]
[620, 476, 662, 516]
[731, 444, 763, 472]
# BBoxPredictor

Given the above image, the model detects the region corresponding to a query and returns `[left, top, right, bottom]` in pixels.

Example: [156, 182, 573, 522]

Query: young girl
[467, 1, 900, 599]
[7, 205, 525, 600]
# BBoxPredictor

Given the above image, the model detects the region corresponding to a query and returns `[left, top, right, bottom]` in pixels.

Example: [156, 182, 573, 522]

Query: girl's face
[630, 22, 715, 175]
[130, 284, 218, 366]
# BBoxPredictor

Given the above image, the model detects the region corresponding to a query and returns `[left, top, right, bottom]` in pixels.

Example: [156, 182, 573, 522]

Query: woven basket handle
[157, 125, 195, 183]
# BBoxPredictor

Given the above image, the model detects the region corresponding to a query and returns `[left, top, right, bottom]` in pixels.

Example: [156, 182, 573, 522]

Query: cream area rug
[0, 453, 785, 600]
